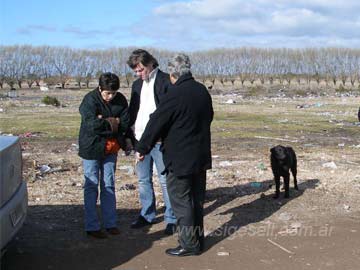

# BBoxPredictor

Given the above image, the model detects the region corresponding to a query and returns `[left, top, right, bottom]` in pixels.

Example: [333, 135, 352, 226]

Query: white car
[0, 136, 28, 256]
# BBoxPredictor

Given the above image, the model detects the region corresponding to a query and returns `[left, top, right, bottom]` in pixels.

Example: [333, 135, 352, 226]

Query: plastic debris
[250, 182, 262, 188]
[217, 251, 230, 256]
[119, 183, 136, 191]
[257, 162, 267, 170]
[119, 165, 134, 175]
[225, 99, 236, 104]
[39, 165, 51, 174]
[219, 161, 232, 167]
[322, 162, 337, 169]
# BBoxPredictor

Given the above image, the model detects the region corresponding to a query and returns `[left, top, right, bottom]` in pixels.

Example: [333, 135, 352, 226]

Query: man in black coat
[127, 49, 177, 235]
[135, 53, 214, 256]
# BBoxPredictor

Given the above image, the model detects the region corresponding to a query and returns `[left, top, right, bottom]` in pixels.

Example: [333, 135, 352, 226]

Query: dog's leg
[284, 173, 290, 198]
[273, 175, 281, 199]
[291, 165, 298, 190]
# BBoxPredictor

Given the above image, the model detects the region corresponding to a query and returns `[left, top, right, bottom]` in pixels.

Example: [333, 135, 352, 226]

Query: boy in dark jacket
[78, 72, 129, 238]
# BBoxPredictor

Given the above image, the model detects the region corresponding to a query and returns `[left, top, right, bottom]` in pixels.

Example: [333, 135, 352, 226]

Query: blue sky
[1, 0, 360, 51]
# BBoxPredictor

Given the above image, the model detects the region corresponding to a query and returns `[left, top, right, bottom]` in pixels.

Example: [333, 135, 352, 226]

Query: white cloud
[130, 0, 360, 50]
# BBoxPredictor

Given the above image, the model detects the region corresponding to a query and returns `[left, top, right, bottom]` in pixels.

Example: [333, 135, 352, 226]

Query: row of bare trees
[1, 45, 360, 89]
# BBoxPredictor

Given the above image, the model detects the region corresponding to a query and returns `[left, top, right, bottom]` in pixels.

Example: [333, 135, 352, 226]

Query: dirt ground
[1, 88, 360, 270]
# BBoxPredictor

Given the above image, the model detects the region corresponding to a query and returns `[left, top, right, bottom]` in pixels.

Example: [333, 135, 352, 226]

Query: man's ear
[170, 74, 177, 84]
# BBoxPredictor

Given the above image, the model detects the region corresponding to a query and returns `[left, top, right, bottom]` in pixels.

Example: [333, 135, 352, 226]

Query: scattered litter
[7, 89, 17, 98]
[217, 251, 230, 256]
[35, 164, 70, 179]
[119, 165, 134, 175]
[219, 161, 232, 167]
[119, 183, 136, 191]
[225, 99, 236, 104]
[303, 143, 315, 147]
[257, 162, 267, 171]
[296, 104, 310, 109]
[254, 136, 298, 143]
[40, 86, 49, 91]
[250, 182, 262, 188]
[39, 165, 51, 174]
[0, 108, 4, 113]
[19, 132, 42, 138]
[296, 103, 323, 109]
[322, 162, 337, 169]
[343, 204, 351, 211]
[72, 182, 82, 187]
[71, 143, 79, 150]
[278, 119, 289, 123]
[267, 239, 295, 255]
[338, 143, 345, 147]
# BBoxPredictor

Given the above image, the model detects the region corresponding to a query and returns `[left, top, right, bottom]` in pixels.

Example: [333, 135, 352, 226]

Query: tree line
[1, 45, 360, 89]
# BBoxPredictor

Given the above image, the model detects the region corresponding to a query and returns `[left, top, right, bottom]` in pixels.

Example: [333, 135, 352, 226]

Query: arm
[135, 92, 178, 155]
[116, 94, 130, 134]
[79, 97, 113, 137]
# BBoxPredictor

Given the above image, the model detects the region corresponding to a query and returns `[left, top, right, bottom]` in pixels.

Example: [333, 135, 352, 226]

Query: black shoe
[165, 246, 201, 257]
[106, 227, 120, 235]
[164, 223, 176, 235]
[86, 230, 108, 239]
[130, 216, 152, 229]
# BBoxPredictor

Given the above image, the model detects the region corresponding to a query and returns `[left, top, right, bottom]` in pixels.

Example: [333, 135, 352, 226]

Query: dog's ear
[270, 147, 275, 154]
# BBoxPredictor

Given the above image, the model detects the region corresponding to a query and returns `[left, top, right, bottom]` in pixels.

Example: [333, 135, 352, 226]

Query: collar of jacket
[145, 67, 158, 83]
[175, 72, 193, 85]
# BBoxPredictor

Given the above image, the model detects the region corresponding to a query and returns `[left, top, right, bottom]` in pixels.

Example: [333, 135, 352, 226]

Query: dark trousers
[166, 170, 206, 251]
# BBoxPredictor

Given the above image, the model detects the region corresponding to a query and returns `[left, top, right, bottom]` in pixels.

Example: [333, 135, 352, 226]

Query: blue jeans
[83, 154, 117, 231]
[136, 144, 176, 224]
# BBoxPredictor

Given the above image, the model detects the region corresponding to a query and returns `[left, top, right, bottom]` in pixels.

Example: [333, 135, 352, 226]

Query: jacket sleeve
[128, 81, 140, 128]
[79, 96, 113, 137]
[117, 94, 130, 134]
[135, 92, 178, 155]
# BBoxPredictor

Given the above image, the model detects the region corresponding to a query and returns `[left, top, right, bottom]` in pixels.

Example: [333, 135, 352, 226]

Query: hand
[106, 117, 119, 134]
[135, 152, 145, 162]
[124, 138, 134, 155]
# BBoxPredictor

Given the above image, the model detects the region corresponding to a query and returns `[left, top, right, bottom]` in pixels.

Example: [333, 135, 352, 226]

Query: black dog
[270, 145, 298, 198]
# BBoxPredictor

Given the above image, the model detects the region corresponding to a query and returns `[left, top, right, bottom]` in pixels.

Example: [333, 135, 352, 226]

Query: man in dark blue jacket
[135, 54, 213, 256]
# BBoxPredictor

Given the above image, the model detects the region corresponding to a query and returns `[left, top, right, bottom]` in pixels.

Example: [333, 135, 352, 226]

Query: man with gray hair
[135, 53, 214, 256]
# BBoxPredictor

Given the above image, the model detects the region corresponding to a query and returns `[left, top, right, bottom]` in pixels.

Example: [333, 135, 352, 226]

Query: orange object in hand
[105, 138, 120, 154]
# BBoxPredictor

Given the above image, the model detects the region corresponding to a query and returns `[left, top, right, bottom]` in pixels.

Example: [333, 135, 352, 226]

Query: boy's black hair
[98, 72, 120, 91]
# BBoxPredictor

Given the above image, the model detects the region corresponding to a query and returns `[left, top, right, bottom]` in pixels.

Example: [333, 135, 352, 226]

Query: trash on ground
[322, 162, 337, 169]
[119, 183, 137, 191]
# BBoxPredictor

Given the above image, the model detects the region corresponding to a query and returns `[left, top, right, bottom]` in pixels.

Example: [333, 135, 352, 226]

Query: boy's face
[99, 88, 117, 102]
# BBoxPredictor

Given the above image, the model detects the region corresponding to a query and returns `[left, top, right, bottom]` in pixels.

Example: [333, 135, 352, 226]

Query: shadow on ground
[2, 179, 319, 270]
[204, 179, 320, 251]
[2, 206, 168, 270]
